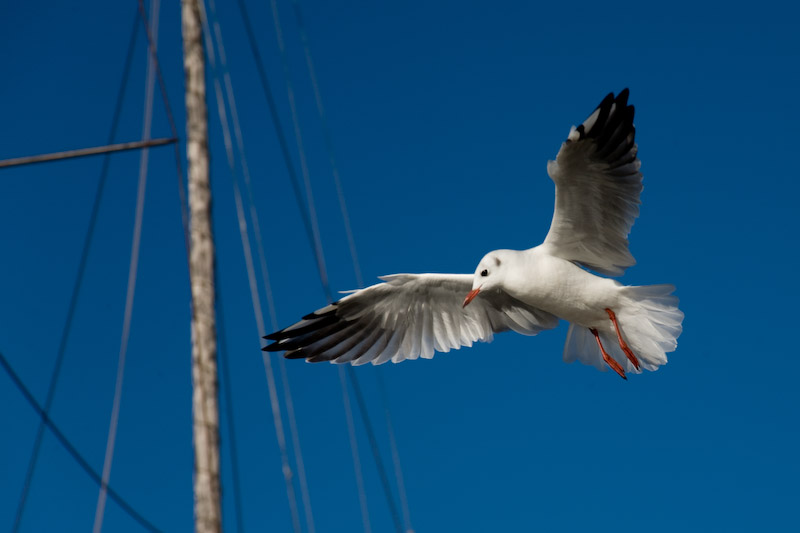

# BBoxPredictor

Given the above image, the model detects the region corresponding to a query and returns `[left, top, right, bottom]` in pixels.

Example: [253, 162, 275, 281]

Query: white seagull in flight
[264, 89, 683, 379]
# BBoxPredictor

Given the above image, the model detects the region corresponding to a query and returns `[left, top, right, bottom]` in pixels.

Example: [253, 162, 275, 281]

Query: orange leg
[590, 328, 626, 380]
[605, 308, 640, 370]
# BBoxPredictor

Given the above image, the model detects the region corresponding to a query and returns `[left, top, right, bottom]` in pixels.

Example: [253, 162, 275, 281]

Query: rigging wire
[265, 2, 390, 529]
[348, 369, 403, 533]
[234, 0, 331, 301]
[263, 0, 388, 529]
[93, 1, 160, 530]
[376, 370, 414, 533]
[288, 0, 363, 288]
[236, 0, 406, 530]
[214, 277, 246, 533]
[203, 0, 317, 530]
[198, 3, 302, 531]
[11, 11, 141, 531]
[276, 354, 314, 533]
[295, 2, 418, 528]
[288, 2, 415, 529]
[136, 0, 191, 258]
[0, 349, 161, 533]
[271, 1, 412, 531]
[339, 367, 373, 533]
[290, 0, 414, 532]
[267, 0, 326, 294]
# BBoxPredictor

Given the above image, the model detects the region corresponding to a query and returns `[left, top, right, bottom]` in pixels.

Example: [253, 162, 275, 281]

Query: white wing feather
[264, 273, 559, 365]
[543, 89, 643, 276]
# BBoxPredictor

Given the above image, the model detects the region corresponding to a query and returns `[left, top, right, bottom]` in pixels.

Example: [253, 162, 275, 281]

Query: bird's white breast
[503, 246, 622, 328]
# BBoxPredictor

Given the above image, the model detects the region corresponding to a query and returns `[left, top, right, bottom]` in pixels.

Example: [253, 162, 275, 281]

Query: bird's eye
[480, 269, 488, 277]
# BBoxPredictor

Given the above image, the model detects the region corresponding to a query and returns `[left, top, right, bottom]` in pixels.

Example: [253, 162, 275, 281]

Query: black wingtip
[284, 350, 308, 360]
[301, 301, 339, 320]
[596, 89, 632, 114]
[598, 92, 614, 109]
[264, 330, 283, 341]
[576, 89, 637, 163]
[262, 342, 282, 352]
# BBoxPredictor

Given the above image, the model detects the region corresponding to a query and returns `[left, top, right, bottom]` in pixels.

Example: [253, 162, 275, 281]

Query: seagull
[264, 89, 683, 379]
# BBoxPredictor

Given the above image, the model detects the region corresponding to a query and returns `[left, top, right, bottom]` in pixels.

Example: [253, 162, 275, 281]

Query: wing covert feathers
[263, 274, 558, 365]
[545, 89, 643, 276]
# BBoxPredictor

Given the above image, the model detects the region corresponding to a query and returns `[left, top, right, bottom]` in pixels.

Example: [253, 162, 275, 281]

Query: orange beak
[463, 288, 481, 308]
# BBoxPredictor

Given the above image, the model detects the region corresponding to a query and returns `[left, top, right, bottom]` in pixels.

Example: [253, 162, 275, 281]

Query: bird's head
[463, 252, 507, 307]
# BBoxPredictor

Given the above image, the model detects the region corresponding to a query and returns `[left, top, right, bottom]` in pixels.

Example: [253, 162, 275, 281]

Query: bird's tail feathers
[563, 284, 684, 374]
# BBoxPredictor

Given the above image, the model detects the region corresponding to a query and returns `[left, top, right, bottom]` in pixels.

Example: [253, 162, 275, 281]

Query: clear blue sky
[1, 1, 798, 532]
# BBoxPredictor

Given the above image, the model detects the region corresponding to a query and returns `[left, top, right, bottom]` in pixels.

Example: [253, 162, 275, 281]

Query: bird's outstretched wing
[543, 89, 643, 276]
[263, 273, 558, 365]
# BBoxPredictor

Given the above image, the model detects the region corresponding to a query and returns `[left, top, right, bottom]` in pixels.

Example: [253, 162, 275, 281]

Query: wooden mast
[180, 0, 223, 531]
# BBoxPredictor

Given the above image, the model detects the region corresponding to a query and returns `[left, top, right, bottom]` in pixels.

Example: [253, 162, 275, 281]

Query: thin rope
[0, 349, 161, 532]
[93, 2, 159, 530]
[214, 277, 245, 533]
[206, 0, 318, 529]
[275, 357, 314, 532]
[267, 0, 327, 292]
[376, 370, 414, 532]
[136, 0, 190, 259]
[283, 1, 414, 530]
[235, 2, 406, 531]
[11, 11, 141, 532]
[234, 0, 331, 300]
[267, 1, 386, 530]
[339, 366, 372, 533]
[348, 368, 404, 533]
[289, 0, 363, 288]
[199, 3, 302, 531]
[233, 165, 303, 533]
